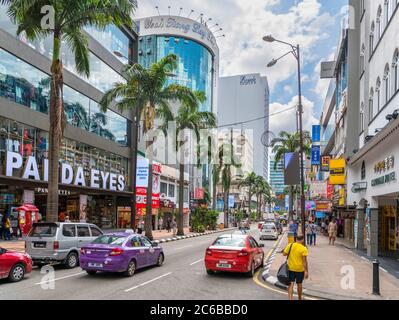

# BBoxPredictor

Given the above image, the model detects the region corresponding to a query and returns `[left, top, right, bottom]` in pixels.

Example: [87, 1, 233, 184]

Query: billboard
[316, 201, 332, 212]
[284, 152, 300, 185]
[329, 158, 346, 185]
[310, 181, 327, 198]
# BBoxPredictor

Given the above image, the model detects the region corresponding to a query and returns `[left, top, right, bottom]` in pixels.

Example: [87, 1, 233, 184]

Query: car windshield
[92, 235, 127, 245]
[28, 223, 57, 237]
[212, 236, 246, 248]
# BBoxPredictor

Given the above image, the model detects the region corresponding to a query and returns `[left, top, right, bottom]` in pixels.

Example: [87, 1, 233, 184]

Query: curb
[152, 228, 235, 244]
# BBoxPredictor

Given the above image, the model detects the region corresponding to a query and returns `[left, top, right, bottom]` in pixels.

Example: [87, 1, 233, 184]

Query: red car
[0, 247, 32, 282]
[205, 234, 265, 277]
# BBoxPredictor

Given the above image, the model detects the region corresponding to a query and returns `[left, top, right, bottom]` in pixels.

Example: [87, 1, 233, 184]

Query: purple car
[80, 232, 164, 277]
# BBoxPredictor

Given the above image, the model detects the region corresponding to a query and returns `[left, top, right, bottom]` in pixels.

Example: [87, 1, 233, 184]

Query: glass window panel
[63, 86, 90, 131]
[0, 48, 50, 114]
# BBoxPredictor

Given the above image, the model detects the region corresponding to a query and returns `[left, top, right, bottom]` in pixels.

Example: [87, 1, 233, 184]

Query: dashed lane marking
[124, 272, 172, 292]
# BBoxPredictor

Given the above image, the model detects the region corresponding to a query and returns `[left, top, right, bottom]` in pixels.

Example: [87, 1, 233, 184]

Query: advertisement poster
[136, 160, 161, 209]
[329, 158, 346, 185]
[321, 156, 331, 172]
[310, 181, 327, 198]
[79, 195, 87, 222]
[136, 158, 149, 188]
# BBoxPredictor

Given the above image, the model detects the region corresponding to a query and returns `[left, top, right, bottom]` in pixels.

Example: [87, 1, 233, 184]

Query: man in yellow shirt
[283, 235, 309, 300]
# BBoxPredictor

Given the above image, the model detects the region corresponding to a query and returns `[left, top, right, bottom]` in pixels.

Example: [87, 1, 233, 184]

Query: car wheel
[9, 263, 25, 282]
[206, 269, 215, 275]
[124, 260, 136, 277]
[157, 253, 164, 267]
[246, 261, 255, 278]
[86, 270, 97, 276]
[65, 252, 79, 269]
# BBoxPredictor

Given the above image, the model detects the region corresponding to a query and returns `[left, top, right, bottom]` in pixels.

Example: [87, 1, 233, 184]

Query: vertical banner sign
[285, 195, 289, 211]
[312, 125, 321, 143]
[321, 156, 331, 172]
[284, 152, 300, 185]
[311, 146, 321, 165]
[136, 158, 149, 187]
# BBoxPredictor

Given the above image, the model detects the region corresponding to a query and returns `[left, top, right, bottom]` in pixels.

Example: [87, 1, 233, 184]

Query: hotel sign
[4, 151, 126, 192]
[371, 172, 396, 187]
[374, 156, 394, 174]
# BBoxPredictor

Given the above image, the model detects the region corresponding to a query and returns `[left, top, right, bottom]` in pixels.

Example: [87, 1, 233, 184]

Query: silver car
[26, 222, 103, 268]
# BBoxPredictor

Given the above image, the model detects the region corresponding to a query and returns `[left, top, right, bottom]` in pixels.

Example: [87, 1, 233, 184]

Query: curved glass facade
[139, 36, 213, 112]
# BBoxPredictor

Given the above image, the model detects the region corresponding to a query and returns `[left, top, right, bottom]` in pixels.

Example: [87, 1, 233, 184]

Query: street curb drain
[153, 228, 235, 244]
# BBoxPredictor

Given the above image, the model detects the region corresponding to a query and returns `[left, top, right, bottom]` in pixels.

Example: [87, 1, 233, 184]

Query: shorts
[288, 271, 305, 284]
[329, 232, 337, 238]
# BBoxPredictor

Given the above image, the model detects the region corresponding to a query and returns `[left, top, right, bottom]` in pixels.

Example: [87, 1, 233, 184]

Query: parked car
[80, 232, 164, 277]
[25, 222, 103, 268]
[205, 234, 264, 277]
[0, 247, 32, 282]
[260, 223, 279, 240]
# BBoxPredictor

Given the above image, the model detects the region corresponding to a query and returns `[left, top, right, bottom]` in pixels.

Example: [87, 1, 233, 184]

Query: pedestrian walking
[328, 218, 338, 245]
[306, 222, 312, 246]
[166, 217, 171, 233]
[137, 219, 144, 235]
[283, 235, 309, 301]
[321, 221, 326, 235]
[2, 215, 11, 241]
[159, 217, 163, 231]
[172, 219, 177, 236]
[311, 222, 318, 246]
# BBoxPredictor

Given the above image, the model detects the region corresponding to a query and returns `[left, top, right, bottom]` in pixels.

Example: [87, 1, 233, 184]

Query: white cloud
[269, 95, 318, 135]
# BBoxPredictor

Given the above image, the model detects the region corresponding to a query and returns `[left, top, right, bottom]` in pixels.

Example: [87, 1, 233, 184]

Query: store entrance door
[379, 205, 398, 257]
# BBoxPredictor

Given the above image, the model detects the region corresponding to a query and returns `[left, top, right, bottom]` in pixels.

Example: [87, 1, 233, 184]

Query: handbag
[277, 243, 294, 286]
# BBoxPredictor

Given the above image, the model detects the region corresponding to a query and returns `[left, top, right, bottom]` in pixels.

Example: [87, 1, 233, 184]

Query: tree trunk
[177, 160, 185, 236]
[289, 185, 294, 221]
[46, 35, 63, 223]
[212, 176, 217, 211]
[248, 190, 252, 221]
[145, 140, 154, 240]
[223, 189, 228, 228]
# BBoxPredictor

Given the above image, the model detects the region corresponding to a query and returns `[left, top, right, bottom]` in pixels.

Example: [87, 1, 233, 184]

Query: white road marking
[124, 272, 172, 292]
[189, 259, 204, 266]
[34, 272, 85, 285]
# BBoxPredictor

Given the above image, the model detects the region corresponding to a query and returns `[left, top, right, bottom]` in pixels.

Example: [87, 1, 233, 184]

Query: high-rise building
[0, 4, 140, 229]
[217, 74, 270, 180]
[269, 158, 285, 196]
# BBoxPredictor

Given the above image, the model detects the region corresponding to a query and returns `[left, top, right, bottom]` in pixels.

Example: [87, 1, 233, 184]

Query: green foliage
[191, 208, 219, 232]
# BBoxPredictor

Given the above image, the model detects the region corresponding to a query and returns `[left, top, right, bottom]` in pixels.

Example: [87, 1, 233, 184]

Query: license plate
[217, 263, 231, 269]
[34, 242, 46, 248]
[88, 263, 103, 268]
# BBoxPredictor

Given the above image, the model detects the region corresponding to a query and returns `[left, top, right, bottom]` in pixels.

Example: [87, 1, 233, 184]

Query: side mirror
[259, 243, 265, 248]
[151, 242, 158, 247]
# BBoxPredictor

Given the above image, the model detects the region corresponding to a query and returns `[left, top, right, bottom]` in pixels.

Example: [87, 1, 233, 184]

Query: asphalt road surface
[0, 226, 285, 300]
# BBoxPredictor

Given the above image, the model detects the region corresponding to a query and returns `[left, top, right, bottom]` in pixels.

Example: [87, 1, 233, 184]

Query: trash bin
[287, 232, 295, 244]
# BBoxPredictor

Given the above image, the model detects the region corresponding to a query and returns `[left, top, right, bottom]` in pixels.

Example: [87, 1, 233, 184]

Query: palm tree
[254, 176, 271, 220]
[238, 172, 258, 219]
[4, 0, 137, 222]
[214, 143, 241, 228]
[271, 130, 311, 221]
[160, 91, 216, 236]
[100, 54, 198, 240]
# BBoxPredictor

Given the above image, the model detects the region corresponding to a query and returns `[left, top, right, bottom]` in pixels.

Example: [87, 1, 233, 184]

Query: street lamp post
[263, 35, 307, 244]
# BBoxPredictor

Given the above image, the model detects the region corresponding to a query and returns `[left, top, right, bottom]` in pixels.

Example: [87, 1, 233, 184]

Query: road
[0, 227, 285, 300]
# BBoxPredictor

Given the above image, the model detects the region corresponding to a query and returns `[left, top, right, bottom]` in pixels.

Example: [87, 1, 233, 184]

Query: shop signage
[329, 158, 346, 185]
[4, 151, 125, 191]
[374, 156, 394, 174]
[339, 187, 346, 206]
[310, 181, 327, 198]
[35, 188, 71, 196]
[194, 188, 204, 200]
[371, 172, 396, 187]
[315, 201, 332, 212]
[321, 156, 330, 172]
[312, 125, 321, 143]
[142, 17, 217, 50]
[311, 146, 321, 165]
[240, 75, 257, 86]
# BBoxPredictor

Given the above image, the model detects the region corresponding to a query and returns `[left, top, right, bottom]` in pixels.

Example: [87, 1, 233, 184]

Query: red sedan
[0, 247, 32, 282]
[205, 234, 265, 277]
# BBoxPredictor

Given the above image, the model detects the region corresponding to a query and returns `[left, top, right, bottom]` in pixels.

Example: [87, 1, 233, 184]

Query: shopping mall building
[0, 4, 141, 229]
[136, 14, 220, 225]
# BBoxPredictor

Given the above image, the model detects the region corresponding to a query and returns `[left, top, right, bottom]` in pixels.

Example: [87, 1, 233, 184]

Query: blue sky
[137, 0, 348, 133]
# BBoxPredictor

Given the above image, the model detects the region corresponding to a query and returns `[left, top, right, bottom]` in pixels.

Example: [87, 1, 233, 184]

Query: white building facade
[347, 0, 399, 258]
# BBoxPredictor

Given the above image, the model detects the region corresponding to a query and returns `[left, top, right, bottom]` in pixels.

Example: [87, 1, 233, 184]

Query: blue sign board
[311, 146, 321, 165]
[274, 206, 281, 211]
[228, 195, 235, 208]
[312, 125, 321, 143]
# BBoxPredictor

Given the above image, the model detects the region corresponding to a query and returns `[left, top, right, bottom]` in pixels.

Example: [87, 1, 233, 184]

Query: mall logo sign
[240, 75, 257, 86]
[4, 151, 125, 192]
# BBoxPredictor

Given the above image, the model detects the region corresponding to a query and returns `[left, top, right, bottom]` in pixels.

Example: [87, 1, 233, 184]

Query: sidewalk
[0, 227, 233, 253]
[264, 234, 399, 300]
